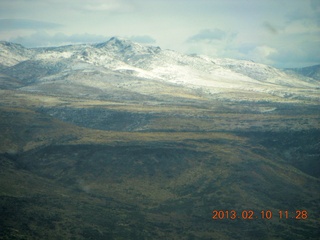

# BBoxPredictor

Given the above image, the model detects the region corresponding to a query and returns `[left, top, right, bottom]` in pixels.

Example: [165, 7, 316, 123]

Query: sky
[0, 0, 319, 68]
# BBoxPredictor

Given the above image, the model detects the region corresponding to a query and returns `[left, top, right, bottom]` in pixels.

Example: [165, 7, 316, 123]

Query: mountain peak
[0, 41, 34, 67]
[95, 37, 136, 49]
[94, 37, 161, 57]
[108, 36, 131, 44]
[0, 41, 27, 51]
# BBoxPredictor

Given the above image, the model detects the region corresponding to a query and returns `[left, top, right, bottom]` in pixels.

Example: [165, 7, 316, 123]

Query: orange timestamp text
[212, 210, 308, 220]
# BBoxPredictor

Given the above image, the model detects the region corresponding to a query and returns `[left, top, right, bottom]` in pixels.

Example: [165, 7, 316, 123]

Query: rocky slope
[1, 37, 319, 103]
[285, 64, 320, 81]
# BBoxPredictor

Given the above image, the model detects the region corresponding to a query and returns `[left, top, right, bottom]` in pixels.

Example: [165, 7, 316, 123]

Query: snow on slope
[285, 65, 320, 81]
[0, 37, 319, 102]
[0, 41, 35, 67]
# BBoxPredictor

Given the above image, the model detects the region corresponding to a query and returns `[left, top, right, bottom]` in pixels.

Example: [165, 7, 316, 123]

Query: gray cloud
[129, 35, 156, 44]
[285, 1, 320, 27]
[10, 31, 157, 48]
[269, 39, 320, 68]
[80, 0, 134, 13]
[10, 31, 109, 47]
[263, 22, 279, 35]
[0, 1, 318, 68]
[187, 29, 227, 42]
[310, 0, 320, 26]
[310, 0, 320, 10]
[0, 19, 62, 31]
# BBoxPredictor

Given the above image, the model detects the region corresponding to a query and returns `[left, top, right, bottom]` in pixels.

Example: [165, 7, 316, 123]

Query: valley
[0, 38, 319, 239]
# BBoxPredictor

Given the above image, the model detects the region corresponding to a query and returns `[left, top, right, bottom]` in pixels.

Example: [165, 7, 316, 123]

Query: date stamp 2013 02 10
[212, 210, 308, 220]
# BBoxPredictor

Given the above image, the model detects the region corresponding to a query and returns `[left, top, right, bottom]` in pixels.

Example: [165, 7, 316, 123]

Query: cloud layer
[9, 31, 156, 48]
[0, 0, 319, 68]
[0, 19, 62, 31]
[187, 29, 228, 43]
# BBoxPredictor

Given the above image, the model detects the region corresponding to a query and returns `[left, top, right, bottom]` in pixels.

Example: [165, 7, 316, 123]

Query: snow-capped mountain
[0, 41, 35, 67]
[285, 64, 320, 81]
[0, 37, 319, 102]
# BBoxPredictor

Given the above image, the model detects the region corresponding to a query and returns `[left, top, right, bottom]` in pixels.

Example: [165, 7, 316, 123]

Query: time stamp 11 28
[212, 210, 308, 220]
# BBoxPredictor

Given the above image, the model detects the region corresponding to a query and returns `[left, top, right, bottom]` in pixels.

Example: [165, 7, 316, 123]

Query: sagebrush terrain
[0, 38, 319, 239]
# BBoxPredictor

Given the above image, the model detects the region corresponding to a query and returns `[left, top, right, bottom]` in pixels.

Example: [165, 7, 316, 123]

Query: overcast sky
[0, 0, 319, 68]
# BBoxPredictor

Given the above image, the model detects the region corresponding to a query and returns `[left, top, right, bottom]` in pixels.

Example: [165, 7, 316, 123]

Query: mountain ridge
[1, 37, 319, 103]
[285, 64, 320, 80]
[1, 37, 318, 74]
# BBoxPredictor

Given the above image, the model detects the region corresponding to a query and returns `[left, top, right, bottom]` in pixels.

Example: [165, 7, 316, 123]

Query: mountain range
[0, 37, 319, 239]
[1, 37, 319, 102]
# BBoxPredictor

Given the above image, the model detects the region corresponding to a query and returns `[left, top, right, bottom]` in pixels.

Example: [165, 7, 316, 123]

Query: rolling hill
[0, 37, 319, 239]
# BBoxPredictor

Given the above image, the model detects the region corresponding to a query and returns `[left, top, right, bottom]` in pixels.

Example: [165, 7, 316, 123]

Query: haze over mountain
[1, 37, 319, 103]
[0, 37, 319, 239]
[285, 64, 320, 81]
